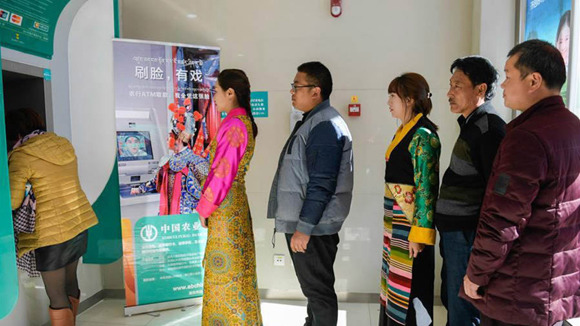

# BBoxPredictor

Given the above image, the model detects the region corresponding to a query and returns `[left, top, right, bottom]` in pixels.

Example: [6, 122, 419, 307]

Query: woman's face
[213, 83, 226, 112]
[126, 137, 140, 154]
[173, 139, 184, 153]
[387, 92, 408, 121]
[557, 24, 570, 66]
[213, 83, 236, 113]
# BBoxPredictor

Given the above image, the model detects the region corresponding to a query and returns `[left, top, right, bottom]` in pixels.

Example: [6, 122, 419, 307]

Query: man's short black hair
[297, 61, 333, 101]
[450, 56, 499, 101]
[507, 39, 566, 90]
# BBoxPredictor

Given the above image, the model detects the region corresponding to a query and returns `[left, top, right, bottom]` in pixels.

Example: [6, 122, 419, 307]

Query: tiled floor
[77, 299, 448, 326]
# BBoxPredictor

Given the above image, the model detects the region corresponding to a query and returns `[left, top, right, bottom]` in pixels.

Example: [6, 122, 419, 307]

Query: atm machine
[115, 106, 168, 218]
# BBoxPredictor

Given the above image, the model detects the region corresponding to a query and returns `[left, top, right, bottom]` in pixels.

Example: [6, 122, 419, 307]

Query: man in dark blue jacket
[268, 61, 354, 326]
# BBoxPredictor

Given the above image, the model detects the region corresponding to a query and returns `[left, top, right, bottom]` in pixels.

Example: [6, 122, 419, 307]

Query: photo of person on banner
[119, 134, 149, 158]
[131, 130, 209, 215]
[556, 10, 570, 101]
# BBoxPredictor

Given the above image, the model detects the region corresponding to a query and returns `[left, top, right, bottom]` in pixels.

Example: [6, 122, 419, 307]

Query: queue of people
[6, 39, 580, 326]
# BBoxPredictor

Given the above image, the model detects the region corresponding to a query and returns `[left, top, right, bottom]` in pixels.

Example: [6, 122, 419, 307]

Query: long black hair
[217, 69, 258, 137]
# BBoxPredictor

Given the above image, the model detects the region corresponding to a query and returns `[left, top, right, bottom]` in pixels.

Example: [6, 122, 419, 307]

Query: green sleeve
[407, 127, 440, 245]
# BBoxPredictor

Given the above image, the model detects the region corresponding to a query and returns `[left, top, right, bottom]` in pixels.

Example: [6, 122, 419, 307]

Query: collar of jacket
[507, 95, 564, 132]
[223, 107, 247, 122]
[300, 99, 331, 124]
[385, 113, 424, 161]
[457, 101, 496, 128]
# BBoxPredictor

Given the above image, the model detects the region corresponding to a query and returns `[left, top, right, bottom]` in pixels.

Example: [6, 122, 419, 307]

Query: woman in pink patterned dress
[196, 69, 262, 325]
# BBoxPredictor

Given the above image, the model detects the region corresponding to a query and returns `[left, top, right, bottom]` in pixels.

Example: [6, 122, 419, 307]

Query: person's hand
[290, 231, 310, 253]
[130, 187, 141, 195]
[409, 241, 425, 258]
[199, 214, 207, 228]
[463, 275, 483, 300]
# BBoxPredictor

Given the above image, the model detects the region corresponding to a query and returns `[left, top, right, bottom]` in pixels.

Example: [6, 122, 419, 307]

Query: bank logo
[10, 13, 22, 26]
[33, 21, 49, 32]
[140, 224, 158, 242]
[0, 9, 9, 21]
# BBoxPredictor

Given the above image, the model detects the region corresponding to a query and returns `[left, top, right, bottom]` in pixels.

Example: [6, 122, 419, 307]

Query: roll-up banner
[113, 39, 220, 315]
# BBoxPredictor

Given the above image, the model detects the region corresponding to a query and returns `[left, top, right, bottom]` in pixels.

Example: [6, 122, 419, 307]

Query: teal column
[82, 0, 123, 263]
[0, 48, 19, 320]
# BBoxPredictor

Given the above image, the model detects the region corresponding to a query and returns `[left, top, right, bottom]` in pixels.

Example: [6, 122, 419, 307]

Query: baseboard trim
[258, 289, 380, 303]
[258, 289, 442, 305]
[76, 289, 124, 314]
[103, 288, 125, 299]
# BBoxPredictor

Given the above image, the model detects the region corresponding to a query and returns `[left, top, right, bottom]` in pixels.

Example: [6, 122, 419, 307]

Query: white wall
[119, 0, 490, 297]
[475, 0, 517, 122]
[0, 0, 116, 324]
[68, 0, 117, 204]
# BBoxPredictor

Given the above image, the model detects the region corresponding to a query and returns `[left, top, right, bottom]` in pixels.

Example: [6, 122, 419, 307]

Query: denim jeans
[440, 230, 480, 326]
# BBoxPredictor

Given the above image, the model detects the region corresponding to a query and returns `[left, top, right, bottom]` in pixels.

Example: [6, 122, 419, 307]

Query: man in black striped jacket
[435, 56, 506, 326]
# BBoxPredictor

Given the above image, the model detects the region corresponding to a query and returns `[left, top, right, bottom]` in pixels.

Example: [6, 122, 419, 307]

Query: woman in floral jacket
[196, 69, 262, 325]
[380, 73, 440, 326]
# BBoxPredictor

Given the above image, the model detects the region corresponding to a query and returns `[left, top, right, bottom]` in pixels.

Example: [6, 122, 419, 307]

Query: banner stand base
[124, 297, 203, 317]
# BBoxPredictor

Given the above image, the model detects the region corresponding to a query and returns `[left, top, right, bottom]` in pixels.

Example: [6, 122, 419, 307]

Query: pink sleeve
[196, 118, 249, 218]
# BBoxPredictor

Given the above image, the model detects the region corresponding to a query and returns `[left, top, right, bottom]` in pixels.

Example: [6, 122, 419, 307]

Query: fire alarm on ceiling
[331, 0, 342, 18]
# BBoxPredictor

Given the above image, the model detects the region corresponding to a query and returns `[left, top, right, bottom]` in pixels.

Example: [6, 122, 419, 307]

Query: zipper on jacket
[286, 136, 297, 155]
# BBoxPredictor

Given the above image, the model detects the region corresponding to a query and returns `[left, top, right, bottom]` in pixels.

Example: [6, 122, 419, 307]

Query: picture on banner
[524, 0, 571, 102]
[113, 39, 220, 308]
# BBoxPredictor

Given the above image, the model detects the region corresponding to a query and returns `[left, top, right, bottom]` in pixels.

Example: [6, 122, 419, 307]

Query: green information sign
[0, 0, 70, 59]
[220, 91, 268, 119]
[133, 214, 207, 305]
[250, 91, 268, 118]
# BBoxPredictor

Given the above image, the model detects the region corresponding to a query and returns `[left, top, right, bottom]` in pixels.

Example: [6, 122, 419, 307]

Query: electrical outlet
[273, 254, 285, 266]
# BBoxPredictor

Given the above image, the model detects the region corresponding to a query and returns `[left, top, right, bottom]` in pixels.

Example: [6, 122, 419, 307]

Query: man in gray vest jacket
[268, 61, 354, 326]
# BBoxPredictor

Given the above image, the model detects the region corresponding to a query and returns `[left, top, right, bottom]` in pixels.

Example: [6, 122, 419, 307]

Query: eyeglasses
[290, 83, 317, 92]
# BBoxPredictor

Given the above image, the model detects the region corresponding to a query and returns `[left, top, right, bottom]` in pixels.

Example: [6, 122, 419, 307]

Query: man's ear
[529, 72, 543, 92]
[477, 83, 488, 98]
[312, 86, 322, 99]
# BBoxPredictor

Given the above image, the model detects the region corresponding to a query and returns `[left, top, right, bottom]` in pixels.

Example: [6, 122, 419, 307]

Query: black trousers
[286, 233, 340, 326]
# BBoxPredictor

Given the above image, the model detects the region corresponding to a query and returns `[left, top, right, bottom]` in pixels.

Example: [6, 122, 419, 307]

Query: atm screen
[117, 131, 154, 161]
